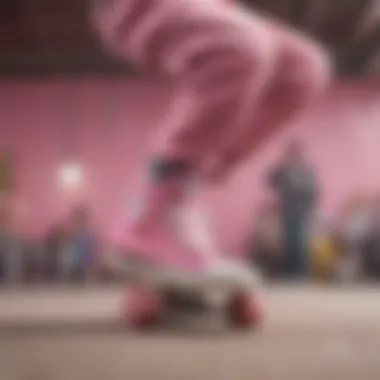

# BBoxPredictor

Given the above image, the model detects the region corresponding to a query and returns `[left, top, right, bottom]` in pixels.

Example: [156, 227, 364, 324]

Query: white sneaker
[205, 257, 260, 284]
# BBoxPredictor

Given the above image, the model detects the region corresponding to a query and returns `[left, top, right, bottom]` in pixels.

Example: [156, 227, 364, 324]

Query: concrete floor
[1, 284, 380, 380]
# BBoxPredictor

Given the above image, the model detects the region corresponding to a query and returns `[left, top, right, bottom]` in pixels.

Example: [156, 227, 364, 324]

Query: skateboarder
[92, 0, 331, 274]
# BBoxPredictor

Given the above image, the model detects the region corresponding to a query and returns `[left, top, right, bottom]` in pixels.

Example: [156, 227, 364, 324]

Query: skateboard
[106, 253, 262, 329]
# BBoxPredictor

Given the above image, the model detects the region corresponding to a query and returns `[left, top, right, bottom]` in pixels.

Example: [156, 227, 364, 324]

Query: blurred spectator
[42, 223, 67, 282]
[336, 195, 371, 282]
[360, 198, 380, 280]
[249, 202, 283, 278]
[339, 195, 371, 253]
[268, 141, 318, 278]
[23, 241, 46, 282]
[0, 206, 25, 284]
[58, 205, 98, 282]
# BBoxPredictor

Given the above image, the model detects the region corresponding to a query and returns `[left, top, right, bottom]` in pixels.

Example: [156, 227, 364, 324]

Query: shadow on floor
[0, 317, 258, 340]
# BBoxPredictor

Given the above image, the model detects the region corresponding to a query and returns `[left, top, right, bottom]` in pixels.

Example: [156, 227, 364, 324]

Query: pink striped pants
[93, 0, 331, 181]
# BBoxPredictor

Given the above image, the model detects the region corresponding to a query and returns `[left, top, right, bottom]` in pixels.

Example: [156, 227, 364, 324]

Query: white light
[58, 162, 83, 190]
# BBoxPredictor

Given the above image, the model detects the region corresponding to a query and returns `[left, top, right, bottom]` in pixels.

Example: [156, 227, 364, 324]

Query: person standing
[269, 141, 318, 278]
[58, 205, 98, 283]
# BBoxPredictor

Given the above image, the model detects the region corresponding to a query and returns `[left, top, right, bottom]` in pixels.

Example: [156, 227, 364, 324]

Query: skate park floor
[1, 284, 380, 380]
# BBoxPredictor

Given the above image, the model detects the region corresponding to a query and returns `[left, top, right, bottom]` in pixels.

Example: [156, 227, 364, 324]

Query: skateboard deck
[108, 253, 262, 326]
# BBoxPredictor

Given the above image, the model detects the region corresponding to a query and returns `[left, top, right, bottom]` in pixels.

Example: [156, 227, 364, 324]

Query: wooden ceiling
[248, 0, 380, 77]
[0, 0, 379, 77]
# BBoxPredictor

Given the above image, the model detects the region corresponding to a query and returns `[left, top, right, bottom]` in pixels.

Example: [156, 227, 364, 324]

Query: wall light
[58, 162, 83, 190]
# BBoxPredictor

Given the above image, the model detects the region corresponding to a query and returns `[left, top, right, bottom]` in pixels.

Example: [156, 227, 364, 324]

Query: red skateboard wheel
[227, 292, 261, 329]
[123, 287, 161, 328]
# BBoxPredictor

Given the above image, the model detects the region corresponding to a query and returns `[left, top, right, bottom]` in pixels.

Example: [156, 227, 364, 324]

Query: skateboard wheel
[123, 287, 161, 328]
[226, 292, 261, 329]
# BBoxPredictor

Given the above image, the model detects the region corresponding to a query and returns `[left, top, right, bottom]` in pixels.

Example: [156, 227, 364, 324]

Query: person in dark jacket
[361, 202, 380, 280]
[269, 141, 318, 278]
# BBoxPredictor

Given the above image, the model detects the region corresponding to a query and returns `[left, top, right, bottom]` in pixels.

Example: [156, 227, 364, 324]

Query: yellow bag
[309, 235, 336, 279]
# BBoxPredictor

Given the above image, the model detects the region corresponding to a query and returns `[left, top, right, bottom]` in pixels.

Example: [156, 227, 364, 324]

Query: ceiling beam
[290, 0, 314, 27]
[339, 24, 380, 75]
[0, 50, 139, 77]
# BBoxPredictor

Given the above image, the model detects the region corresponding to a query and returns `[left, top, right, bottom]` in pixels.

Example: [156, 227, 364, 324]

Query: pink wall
[0, 79, 380, 253]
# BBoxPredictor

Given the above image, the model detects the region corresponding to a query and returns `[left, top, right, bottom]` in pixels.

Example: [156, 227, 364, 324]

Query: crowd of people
[1, 142, 380, 286]
[0, 205, 101, 285]
[250, 141, 380, 282]
[250, 194, 380, 282]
